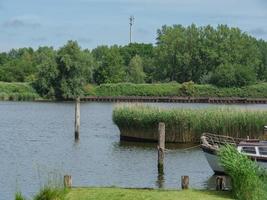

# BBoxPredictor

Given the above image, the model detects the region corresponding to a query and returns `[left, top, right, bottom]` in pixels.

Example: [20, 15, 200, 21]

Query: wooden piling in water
[158, 122, 165, 174]
[75, 97, 80, 141]
[216, 176, 225, 191]
[64, 175, 72, 188]
[181, 176, 189, 189]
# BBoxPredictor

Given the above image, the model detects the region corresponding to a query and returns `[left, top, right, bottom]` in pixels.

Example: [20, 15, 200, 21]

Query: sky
[0, 0, 267, 51]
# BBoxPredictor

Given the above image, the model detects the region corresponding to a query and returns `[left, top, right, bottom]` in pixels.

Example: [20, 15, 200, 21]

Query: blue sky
[0, 0, 267, 51]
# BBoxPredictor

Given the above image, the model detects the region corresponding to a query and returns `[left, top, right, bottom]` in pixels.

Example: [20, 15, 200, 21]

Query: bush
[211, 64, 256, 87]
[219, 145, 267, 200]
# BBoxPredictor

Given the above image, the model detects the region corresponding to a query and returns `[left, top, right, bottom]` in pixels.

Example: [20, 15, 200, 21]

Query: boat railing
[202, 133, 239, 147]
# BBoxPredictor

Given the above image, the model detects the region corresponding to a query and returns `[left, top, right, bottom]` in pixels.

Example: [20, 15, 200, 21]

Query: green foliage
[92, 82, 267, 98]
[211, 64, 256, 87]
[154, 24, 264, 85]
[66, 188, 233, 200]
[127, 55, 146, 83]
[33, 41, 94, 99]
[15, 192, 27, 200]
[0, 82, 39, 101]
[56, 41, 91, 99]
[180, 81, 195, 96]
[219, 145, 267, 200]
[33, 47, 58, 99]
[113, 105, 267, 139]
[33, 187, 66, 200]
[93, 45, 126, 84]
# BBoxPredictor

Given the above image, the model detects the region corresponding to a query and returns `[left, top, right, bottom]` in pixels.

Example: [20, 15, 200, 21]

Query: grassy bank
[86, 82, 267, 98]
[113, 105, 267, 142]
[66, 188, 233, 200]
[0, 82, 39, 101]
[1, 82, 267, 101]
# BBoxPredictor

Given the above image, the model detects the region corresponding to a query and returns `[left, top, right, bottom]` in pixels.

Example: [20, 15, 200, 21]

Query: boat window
[259, 147, 267, 155]
[241, 147, 256, 154]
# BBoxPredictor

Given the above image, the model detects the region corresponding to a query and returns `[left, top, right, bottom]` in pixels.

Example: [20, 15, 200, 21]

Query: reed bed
[113, 105, 267, 142]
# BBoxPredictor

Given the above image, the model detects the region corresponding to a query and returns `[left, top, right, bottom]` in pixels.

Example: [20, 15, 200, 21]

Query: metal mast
[129, 16, 134, 44]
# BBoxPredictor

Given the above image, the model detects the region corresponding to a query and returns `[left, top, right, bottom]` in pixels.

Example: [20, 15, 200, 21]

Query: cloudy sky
[0, 0, 267, 51]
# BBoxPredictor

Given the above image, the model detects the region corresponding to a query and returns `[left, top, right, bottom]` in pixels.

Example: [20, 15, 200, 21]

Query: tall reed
[219, 145, 267, 200]
[113, 105, 267, 141]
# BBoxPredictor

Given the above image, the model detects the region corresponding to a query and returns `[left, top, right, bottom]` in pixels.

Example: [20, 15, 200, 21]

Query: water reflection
[156, 173, 165, 188]
[204, 175, 231, 190]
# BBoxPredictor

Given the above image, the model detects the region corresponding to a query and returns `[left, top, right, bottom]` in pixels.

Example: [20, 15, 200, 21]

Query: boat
[200, 132, 267, 174]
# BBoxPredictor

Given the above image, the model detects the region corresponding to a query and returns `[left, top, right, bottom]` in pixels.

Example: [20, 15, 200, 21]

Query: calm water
[0, 101, 267, 200]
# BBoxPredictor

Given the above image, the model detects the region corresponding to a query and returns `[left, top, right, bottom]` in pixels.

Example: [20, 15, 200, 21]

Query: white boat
[200, 132, 267, 174]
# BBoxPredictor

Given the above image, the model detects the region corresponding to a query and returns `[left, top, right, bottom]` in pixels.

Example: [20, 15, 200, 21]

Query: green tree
[56, 40, 92, 99]
[93, 45, 126, 84]
[33, 47, 58, 98]
[211, 64, 256, 87]
[127, 55, 145, 83]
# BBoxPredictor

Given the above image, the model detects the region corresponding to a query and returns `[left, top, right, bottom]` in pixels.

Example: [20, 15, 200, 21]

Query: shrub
[15, 192, 27, 200]
[33, 186, 66, 200]
[219, 145, 267, 200]
[211, 64, 256, 87]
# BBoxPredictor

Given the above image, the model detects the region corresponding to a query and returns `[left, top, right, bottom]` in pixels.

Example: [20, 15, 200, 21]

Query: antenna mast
[129, 16, 134, 44]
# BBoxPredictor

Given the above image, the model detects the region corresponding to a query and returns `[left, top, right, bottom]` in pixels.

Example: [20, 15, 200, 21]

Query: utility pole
[129, 15, 134, 44]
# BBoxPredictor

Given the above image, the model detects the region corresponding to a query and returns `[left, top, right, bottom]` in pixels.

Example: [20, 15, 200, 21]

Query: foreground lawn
[66, 188, 234, 200]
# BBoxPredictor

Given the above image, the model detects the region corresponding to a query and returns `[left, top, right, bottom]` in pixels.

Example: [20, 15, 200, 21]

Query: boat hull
[201, 145, 267, 174]
[201, 146, 225, 174]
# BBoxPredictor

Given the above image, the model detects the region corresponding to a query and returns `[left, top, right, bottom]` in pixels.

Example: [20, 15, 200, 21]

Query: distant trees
[34, 41, 94, 99]
[0, 24, 267, 97]
[93, 45, 126, 84]
[154, 24, 264, 86]
[127, 55, 145, 83]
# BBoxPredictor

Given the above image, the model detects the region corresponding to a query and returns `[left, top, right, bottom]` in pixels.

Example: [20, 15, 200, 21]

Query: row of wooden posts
[72, 104, 226, 190]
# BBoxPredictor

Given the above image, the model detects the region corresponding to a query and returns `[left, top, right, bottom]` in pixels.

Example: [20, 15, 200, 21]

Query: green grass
[113, 105, 267, 142]
[0, 81, 39, 101]
[85, 82, 267, 98]
[66, 188, 233, 200]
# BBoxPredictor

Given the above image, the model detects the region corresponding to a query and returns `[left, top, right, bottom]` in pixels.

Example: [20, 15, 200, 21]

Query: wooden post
[158, 122, 165, 174]
[75, 97, 80, 141]
[181, 176, 189, 189]
[64, 175, 72, 188]
[264, 126, 267, 137]
[216, 176, 225, 191]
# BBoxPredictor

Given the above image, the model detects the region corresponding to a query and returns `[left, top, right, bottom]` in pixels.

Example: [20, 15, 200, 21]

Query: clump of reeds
[15, 192, 27, 200]
[113, 105, 267, 139]
[219, 145, 267, 200]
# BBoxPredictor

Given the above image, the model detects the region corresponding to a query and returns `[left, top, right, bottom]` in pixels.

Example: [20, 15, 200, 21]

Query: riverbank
[66, 188, 233, 200]
[113, 105, 267, 143]
[0, 81, 39, 101]
[1, 81, 267, 102]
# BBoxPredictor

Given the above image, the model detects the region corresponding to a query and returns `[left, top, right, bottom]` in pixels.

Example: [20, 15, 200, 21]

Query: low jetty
[82, 96, 267, 104]
[113, 105, 267, 143]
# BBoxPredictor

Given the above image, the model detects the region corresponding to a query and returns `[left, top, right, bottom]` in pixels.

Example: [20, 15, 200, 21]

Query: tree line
[0, 24, 267, 98]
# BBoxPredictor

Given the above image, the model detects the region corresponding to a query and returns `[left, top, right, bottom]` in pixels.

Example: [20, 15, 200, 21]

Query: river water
[0, 101, 267, 200]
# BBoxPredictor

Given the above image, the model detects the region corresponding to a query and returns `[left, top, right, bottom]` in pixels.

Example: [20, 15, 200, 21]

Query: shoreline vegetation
[113, 105, 267, 143]
[66, 188, 233, 200]
[16, 187, 234, 200]
[1, 82, 267, 102]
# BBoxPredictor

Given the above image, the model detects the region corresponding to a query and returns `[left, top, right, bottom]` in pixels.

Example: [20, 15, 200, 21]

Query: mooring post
[158, 122, 165, 174]
[181, 176, 189, 189]
[216, 176, 225, 191]
[64, 175, 72, 188]
[264, 126, 267, 138]
[75, 97, 80, 141]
